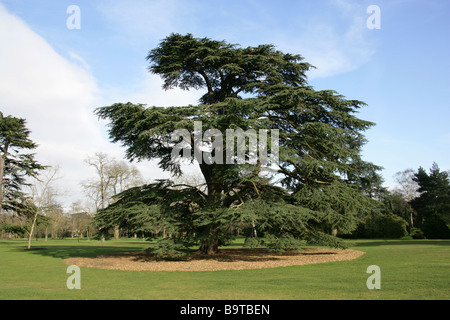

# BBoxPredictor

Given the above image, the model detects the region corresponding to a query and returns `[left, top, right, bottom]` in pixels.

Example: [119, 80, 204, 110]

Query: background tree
[83, 152, 113, 211]
[393, 168, 419, 228]
[394, 169, 420, 202]
[44, 205, 66, 239]
[108, 159, 144, 197]
[26, 165, 60, 249]
[68, 201, 93, 241]
[83, 152, 144, 240]
[384, 191, 413, 229]
[83, 153, 144, 210]
[0, 111, 45, 217]
[95, 33, 380, 255]
[172, 172, 207, 194]
[410, 163, 450, 238]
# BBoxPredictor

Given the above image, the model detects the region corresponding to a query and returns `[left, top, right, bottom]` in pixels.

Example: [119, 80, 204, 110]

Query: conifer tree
[95, 34, 380, 255]
[410, 163, 450, 238]
[0, 111, 45, 216]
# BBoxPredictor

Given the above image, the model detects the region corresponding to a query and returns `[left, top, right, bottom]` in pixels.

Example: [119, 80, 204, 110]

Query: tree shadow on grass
[127, 248, 340, 263]
[351, 239, 450, 247]
[9, 244, 146, 260]
[129, 248, 290, 263]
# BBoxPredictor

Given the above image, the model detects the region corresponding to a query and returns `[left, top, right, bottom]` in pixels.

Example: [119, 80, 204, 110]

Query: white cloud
[0, 3, 200, 209]
[102, 71, 201, 107]
[0, 5, 99, 139]
[0, 4, 158, 208]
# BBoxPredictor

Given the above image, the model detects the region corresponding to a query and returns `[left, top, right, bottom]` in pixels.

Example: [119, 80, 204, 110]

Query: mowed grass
[0, 238, 448, 300]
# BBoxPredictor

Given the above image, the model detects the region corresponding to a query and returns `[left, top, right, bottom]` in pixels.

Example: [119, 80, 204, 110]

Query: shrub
[0, 224, 27, 237]
[420, 215, 450, 239]
[243, 237, 261, 248]
[263, 234, 305, 253]
[355, 214, 409, 239]
[410, 228, 425, 239]
[146, 238, 191, 259]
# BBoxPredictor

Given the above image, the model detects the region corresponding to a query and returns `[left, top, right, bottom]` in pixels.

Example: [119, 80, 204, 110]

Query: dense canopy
[95, 33, 381, 255]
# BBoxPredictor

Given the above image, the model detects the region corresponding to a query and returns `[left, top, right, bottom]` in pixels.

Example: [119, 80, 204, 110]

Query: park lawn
[0, 238, 448, 300]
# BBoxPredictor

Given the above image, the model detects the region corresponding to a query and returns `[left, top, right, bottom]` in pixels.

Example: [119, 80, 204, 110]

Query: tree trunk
[27, 212, 38, 249]
[198, 161, 223, 255]
[200, 239, 219, 255]
[0, 155, 4, 217]
[199, 225, 220, 255]
[252, 220, 258, 238]
[409, 209, 414, 229]
[114, 225, 120, 240]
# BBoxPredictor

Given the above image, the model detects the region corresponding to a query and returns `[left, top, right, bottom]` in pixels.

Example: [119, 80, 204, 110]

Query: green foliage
[0, 224, 27, 237]
[145, 238, 192, 260]
[353, 214, 408, 239]
[304, 231, 350, 248]
[243, 236, 261, 248]
[263, 234, 305, 252]
[292, 180, 377, 235]
[410, 228, 425, 239]
[382, 191, 414, 229]
[0, 111, 46, 213]
[420, 214, 450, 239]
[410, 163, 450, 227]
[146, 33, 312, 104]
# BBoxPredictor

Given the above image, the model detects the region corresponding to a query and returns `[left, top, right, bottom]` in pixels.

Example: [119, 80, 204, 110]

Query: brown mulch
[63, 248, 365, 272]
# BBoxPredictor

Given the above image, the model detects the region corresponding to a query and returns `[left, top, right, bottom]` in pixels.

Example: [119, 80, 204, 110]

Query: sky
[0, 0, 449, 210]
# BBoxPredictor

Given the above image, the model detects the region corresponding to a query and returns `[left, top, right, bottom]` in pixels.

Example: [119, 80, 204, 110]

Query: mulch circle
[63, 247, 365, 272]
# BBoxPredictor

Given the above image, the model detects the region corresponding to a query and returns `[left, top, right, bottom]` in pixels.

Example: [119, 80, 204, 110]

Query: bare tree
[394, 169, 419, 201]
[107, 160, 144, 239]
[68, 201, 93, 241]
[45, 206, 65, 239]
[27, 165, 62, 249]
[393, 168, 419, 227]
[172, 172, 207, 193]
[83, 152, 113, 210]
[82, 153, 145, 240]
[108, 160, 144, 196]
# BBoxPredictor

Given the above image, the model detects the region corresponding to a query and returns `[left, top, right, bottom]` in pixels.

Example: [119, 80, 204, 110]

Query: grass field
[0, 238, 448, 300]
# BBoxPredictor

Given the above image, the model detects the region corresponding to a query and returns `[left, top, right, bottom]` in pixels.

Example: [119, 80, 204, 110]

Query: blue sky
[1, 0, 449, 208]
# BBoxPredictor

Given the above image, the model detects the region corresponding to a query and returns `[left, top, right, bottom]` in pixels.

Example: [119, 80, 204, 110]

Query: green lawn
[0, 238, 448, 300]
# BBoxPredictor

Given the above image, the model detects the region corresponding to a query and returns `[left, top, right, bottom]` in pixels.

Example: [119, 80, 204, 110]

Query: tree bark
[27, 211, 38, 249]
[0, 154, 5, 217]
[409, 209, 414, 229]
[114, 225, 120, 240]
[199, 225, 220, 255]
[198, 164, 223, 254]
